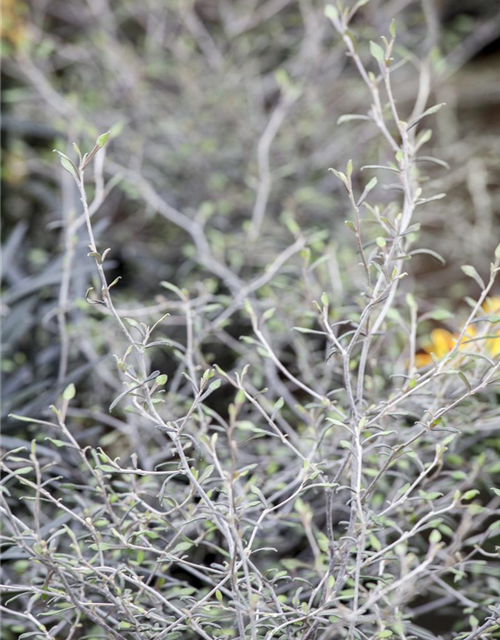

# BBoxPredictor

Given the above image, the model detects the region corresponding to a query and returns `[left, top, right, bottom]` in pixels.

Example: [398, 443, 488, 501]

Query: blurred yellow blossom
[416, 297, 500, 367]
[415, 326, 477, 368]
[482, 296, 500, 357]
[1, 0, 27, 48]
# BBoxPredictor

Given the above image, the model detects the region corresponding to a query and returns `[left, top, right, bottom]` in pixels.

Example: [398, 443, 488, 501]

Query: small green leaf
[8, 414, 36, 423]
[420, 103, 446, 117]
[53, 149, 78, 178]
[324, 4, 339, 22]
[63, 384, 76, 400]
[96, 131, 111, 147]
[272, 397, 285, 415]
[427, 308, 452, 321]
[87, 251, 102, 262]
[369, 40, 385, 62]
[337, 114, 370, 125]
[208, 379, 222, 393]
[351, 0, 371, 12]
[390, 19, 396, 38]
[89, 543, 114, 551]
[45, 438, 68, 448]
[328, 167, 348, 187]
[244, 298, 256, 322]
[461, 265, 485, 289]
[489, 520, 500, 532]
[357, 176, 377, 206]
[98, 465, 119, 473]
[262, 307, 276, 322]
[119, 622, 133, 630]
[408, 103, 446, 130]
[469, 615, 479, 629]
[13, 467, 33, 475]
[419, 490, 443, 501]
[429, 529, 442, 544]
[369, 533, 381, 551]
[346, 159, 353, 179]
[156, 374, 168, 386]
[462, 490, 479, 501]
[199, 464, 214, 483]
[60, 157, 78, 178]
[160, 280, 184, 298]
[201, 369, 216, 383]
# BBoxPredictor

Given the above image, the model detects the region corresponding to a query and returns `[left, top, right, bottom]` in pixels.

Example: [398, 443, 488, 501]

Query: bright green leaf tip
[96, 131, 111, 147]
[63, 383, 76, 401]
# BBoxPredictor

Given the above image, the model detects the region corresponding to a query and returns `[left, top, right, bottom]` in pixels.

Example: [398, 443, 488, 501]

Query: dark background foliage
[2, 0, 500, 418]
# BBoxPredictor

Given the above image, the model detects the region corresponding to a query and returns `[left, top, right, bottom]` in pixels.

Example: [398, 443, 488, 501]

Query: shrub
[2, 2, 500, 640]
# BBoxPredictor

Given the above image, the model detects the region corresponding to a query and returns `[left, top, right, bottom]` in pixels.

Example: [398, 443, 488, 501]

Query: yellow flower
[1, 0, 27, 48]
[415, 326, 476, 368]
[416, 296, 500, 368]
[483, 297, 500, 314]
[482, 297, 500, 357]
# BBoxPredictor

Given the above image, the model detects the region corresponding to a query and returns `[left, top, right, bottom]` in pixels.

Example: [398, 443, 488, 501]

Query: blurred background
[2, 1, 500, 635]
[2, 0, 500, 432]
[2, 0, 500, 441]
